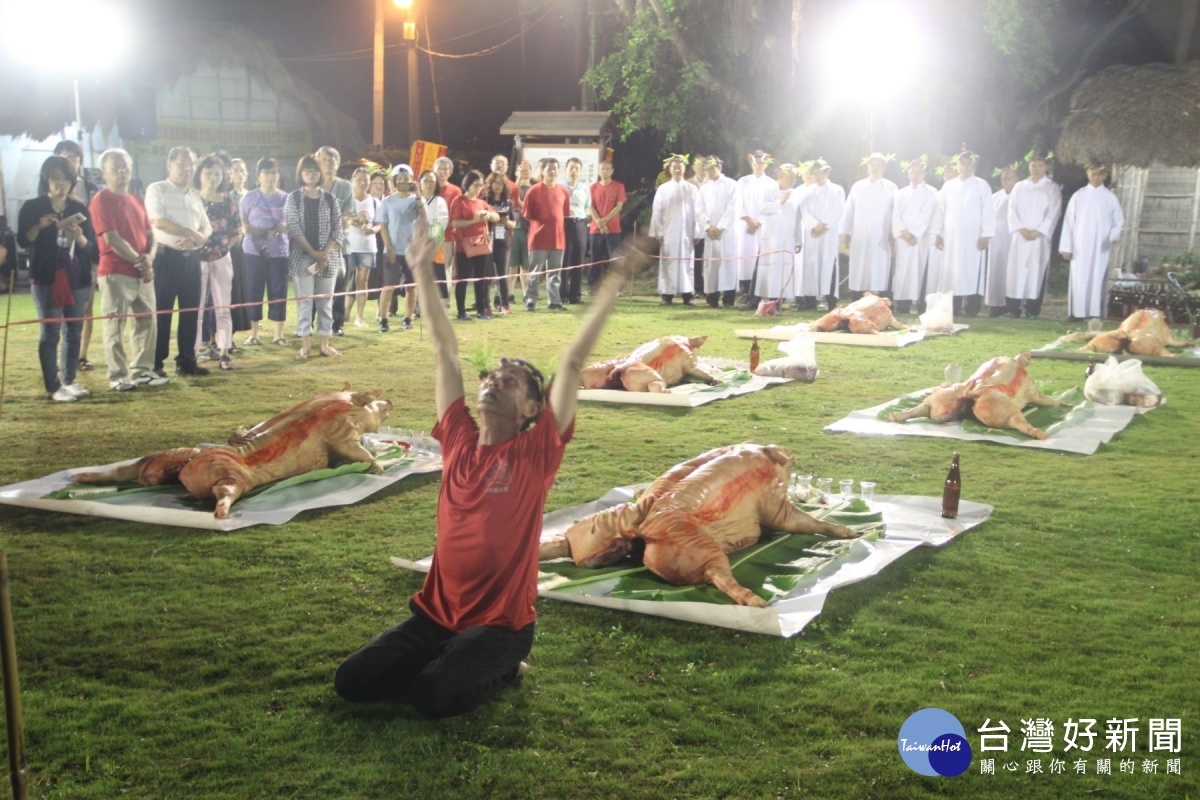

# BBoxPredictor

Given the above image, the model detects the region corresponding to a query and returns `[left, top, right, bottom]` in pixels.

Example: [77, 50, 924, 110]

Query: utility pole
[405, 13, 420, 143]
[373, 0, 385, 147]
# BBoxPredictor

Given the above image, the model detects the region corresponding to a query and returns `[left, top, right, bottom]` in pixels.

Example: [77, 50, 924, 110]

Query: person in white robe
[1004, 154, 1062, 319]
[933, 150, 994, 316]
[649, 154, 701, 304]
[796, 159, 845, 310]
[1060, 164, 1124, 320]
[688, 155, 708, 293]
[840, 153, 897, 298]
[733, 150, 777, 308]
[695, 155, 739, 308]
[986, 167, 1019, 314]
[754, 164, 801, 302]
[790, 162, 817, 309]
[891, 157, 939, 315]
[924, 160, 958, 305]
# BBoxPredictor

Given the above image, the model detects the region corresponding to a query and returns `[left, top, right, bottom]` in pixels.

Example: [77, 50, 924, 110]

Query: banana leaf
[42, 447, 415, 507]
[696, 366, 753, 392]
[539, 500, 884, 606]
[877, 387, 1091, 439]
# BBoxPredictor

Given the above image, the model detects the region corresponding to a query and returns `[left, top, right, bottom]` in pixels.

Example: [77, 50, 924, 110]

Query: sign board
[410, 140, 448, 178]
[520, 143, 605, 185]
[129, 120, 313, 163]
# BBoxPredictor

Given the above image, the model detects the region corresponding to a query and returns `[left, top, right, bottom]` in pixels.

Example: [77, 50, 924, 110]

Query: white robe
[1005, 177, 1063, 301]
[986, 190, 1013, 307]
[933, 175, 995, 295]
[733, 173, 777, 282]
[755, 186, 800, 300]
[797, 181, 845, 299]
[839, 177, 897, 292]
[649, 178, 700, 296]
[891, 182, 938, 303]
[1059, 183, 1124, 318]
[696, 174, 739, 293]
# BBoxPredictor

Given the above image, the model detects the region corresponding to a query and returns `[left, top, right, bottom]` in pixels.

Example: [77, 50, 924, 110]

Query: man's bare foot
[518, 661, 529, 677]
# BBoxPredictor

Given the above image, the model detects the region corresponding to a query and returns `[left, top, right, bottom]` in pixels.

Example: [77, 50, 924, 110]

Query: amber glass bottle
[941, 452, 961, 520]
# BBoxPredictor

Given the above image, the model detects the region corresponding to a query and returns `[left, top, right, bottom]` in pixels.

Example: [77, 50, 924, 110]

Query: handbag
[51, 265, 74, 308]
[462, 232, 492, 257]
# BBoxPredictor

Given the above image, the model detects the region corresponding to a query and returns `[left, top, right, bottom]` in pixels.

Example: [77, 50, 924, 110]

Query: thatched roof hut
[0, 25, 365, 154]
[1057, 62, 1200, 169]
[1057, 62, 1200, 268]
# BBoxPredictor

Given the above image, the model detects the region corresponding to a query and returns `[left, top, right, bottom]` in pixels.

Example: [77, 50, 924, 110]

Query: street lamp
[373, 0, 420, 148]
[819, 1, 922, 153]
[0, 0, 131, 146]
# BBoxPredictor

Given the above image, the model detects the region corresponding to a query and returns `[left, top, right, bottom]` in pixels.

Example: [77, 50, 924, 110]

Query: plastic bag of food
[756, 334, 818, 381]
[1084, 356, 1162, 408]
[919, 291, 954, 333]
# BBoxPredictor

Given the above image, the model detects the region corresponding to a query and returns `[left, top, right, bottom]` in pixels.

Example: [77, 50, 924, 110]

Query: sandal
[320, 347, 341, 358]
[244, 336, 261, 347]
[78, 358, 94, 371]
[219, 355, 235, 371]
[272, 337, 290, 347]
[296, 349, 310, 361]
[228, 344, 245, 355]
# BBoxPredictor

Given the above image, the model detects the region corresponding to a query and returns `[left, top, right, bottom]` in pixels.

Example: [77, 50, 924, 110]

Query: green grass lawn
[0, 282, 1196, 799]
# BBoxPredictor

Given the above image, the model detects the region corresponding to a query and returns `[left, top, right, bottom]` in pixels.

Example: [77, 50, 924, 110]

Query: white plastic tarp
[577, 359, 795, 407]
[734, 323, 968, 347]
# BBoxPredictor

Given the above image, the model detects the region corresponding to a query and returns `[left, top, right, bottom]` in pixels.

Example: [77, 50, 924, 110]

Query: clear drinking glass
[1087, 317, 1104, 334]
[817, 477, 833, 500]
[860, 481, 876, 507]
[839, 479, 855, 503]
[944, 363, 962, 384]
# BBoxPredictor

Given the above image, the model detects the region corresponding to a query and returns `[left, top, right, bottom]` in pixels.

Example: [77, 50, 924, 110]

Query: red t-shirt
[438, 183, 462, 243]
[415, 397, 574, 632]
[589, 179, 627, 234]
[89, 189, 150, 279]
[449, 195, 493, 254]
[522, 182, 571, 251]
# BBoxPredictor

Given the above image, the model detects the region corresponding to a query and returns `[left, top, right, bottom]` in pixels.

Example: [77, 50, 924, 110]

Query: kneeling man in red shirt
[335, 223, 635, 718]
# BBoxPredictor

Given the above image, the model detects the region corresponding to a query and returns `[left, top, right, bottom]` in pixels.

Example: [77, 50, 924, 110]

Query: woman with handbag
[17, 155, 96, 402]
[448, 170, 499, 321]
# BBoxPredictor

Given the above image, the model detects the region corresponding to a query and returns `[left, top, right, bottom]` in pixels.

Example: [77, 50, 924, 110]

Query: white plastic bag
[919, 291, 954, 333]
[1084, 356, 1162, 408]
[757, 334, 818, 381]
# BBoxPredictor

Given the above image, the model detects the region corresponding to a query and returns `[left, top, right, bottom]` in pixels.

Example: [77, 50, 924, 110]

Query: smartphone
[57, 212, 86, 228]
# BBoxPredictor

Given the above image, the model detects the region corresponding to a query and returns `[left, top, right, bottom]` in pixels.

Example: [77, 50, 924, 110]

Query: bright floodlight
[821, 1, 923, 96]
[1, 0, 131, 71]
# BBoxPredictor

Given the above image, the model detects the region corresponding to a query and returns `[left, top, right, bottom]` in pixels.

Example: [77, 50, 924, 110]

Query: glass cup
[839, 479, 855, 503]
[817, 477, 833, 500]
[860, 481, 876, 507]
[944, 363, 962, 384]
[1087, 317, 1104, 334]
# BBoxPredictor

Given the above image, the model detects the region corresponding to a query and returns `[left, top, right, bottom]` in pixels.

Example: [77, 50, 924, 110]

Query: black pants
[706, 290, 736, 308]
[488, 241, 511, 306]
[242, 253, 289, 322]
[456, 253, 490, 315]
[564, 218, 588, 303]
[154, 246, 202, 370]
[328, 262, 347, 331]
[589, 232, 621, 288]
[693, 240, 705, 297]
[1005, 295, 1044, 318]
[953, 294, 983, 318]
[334, 599, 534, 719]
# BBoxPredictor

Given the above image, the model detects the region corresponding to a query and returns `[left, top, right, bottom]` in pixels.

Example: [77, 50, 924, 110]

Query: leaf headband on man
[662, 153, 689, 168]
[499, 357, 547, 402]
[705, 155, 724, 168]
[748, 150, 775, 164]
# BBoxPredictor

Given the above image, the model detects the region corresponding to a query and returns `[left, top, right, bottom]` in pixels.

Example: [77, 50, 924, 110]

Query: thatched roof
[500, 112, 613, 138]
[1057, 62, 1200, 168]
[0, 25, 366, 155]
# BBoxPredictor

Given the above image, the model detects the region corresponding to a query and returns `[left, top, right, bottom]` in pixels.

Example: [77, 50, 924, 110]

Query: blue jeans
[31, 282, 92, 393]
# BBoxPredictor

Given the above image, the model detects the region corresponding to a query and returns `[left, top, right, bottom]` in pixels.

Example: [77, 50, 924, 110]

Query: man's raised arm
[406, 224, 464, 418]
[549, 241, 644, 435]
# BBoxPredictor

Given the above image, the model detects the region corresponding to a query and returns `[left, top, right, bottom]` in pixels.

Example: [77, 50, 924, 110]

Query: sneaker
[525, 301, 536, 312]
[109, 379, 138, 392]
[176, 363, 211, 377]
[333, 327, 345, 337]
[477, 308, 494, 321]
[401, 317, 412, 330]
[379, 318, 390, 333]
[132, 370, 169, 387]
[62, 383, 90, 398]
[548, 304, 567, 312]
[354, 316, 368, 328]
[50, 386, 78, 402]
[196, 350, 211, 363]
[151, 368, 170, 380]
[455, 312, 475, 322]
[499, 305, 512, 316]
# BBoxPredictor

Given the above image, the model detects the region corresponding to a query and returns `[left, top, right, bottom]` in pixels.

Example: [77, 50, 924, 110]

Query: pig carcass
[538, 444, 858, 607]
[811, 292, 905, 334]
[886, 352, 1069, 439]
[580, 335, 721, 392]
[1082, 309, 1188, 357]
[72, 388, 392, 518]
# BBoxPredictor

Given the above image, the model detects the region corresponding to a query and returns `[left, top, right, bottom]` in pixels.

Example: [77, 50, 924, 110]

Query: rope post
[0, 552, 29, 800]
[0, 270, 14, 419]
